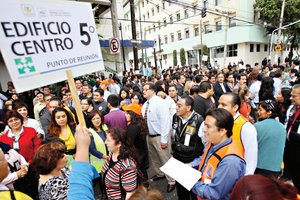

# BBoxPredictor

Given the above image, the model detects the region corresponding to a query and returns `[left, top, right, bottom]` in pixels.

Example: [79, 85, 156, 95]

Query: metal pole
[119, 23, 126, 72]
[200, 19, 203, 69]
[158, 35, 162, 69]
[129, 0, 139, 71]
[269, 19, 300, 60]
[110, 0, 120, 72]
[153, 47, 158, 69]
[138, 1, 144, 69]
[277, 0, 285, 63]
[223, 15, 229, 68]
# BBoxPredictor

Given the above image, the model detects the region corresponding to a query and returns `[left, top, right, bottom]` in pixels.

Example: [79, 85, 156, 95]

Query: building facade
[123, 0, 271, 69]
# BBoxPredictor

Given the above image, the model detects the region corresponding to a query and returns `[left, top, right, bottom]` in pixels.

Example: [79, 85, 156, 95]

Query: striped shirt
[102, 155, 137, 200]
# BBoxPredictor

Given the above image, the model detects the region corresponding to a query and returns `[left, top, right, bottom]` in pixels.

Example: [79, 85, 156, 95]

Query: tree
[180, 48, 186, 66]
[255, 0, 300, 64]
[173, 50, 178, 66]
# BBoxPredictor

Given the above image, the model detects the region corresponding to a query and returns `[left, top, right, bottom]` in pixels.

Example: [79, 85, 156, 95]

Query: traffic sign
[109, 37, 120, 54]
[275, 45, 282, 52]
[0, 0, 104, 93]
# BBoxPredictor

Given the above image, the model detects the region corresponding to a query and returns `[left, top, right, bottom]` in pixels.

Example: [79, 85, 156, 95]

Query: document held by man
[160, 157, 202, 191]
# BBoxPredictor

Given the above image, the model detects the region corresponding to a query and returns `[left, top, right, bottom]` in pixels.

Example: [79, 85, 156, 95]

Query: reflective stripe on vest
[197, 140, 244, 200]
[89, 128, 107, 173]
[232, 115, 247, 156]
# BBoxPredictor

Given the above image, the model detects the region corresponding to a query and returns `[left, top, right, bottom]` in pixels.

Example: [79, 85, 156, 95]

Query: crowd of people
[0, 60, 300, 200]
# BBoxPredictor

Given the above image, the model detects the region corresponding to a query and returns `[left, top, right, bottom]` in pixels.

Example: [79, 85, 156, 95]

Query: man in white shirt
[142, 82, 175, 193]
[218, 93, 258, 175]
[100, 80, 112, 101]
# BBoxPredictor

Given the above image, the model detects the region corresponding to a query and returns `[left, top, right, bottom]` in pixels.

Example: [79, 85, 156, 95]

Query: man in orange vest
[189, 108, 245, 200]
[218, 93, 257, 175]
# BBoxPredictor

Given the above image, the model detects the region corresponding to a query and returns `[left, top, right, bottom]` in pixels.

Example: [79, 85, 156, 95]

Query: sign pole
[66, 70, 86, 127]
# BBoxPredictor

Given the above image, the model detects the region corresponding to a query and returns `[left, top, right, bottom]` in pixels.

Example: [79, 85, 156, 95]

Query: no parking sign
[109, 37, 120, 54]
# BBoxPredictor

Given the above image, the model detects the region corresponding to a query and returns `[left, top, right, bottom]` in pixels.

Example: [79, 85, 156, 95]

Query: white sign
[109, 37, 120, 54]
[0, 0, 104, 93]
[160, 157, 202, 191]
[202, 55, 208, 61]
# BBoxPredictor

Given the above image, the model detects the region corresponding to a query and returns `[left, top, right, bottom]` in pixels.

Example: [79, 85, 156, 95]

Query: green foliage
[173, 50, 178, 66]
[255, 0, 300, 60]
[180, 48, 186, 66]
[255, 0, 300, 33]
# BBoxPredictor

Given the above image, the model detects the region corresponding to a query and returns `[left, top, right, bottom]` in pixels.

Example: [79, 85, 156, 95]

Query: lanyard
[287, 108, 300, 139]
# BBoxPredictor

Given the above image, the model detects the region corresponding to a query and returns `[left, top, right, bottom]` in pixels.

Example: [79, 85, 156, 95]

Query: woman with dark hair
[48, 107, 76, 156]
[230, 174, 299, 200]
[32, 141, 69, 200]
[80, 97, 93, 125]
[0, 110, 41, 198]
[122, 103, 149, 185]
[225, 72, 235, 91]
[102, 127, 138, 200]
[130, 92, 143, 106]
[254, 100, 286, 178]
[119, 87, 131, 107]
[259, 77, 275, 101]
[276, 87, 292, 124]
[12, 101, 44, 138]
[87, 110, 108, 195]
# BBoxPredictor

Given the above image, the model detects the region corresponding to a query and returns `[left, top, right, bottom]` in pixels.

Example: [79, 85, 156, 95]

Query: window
[176, 12, 180, 21]
[216, 21, 222, 31]
[194, 26, 199, 36]
[147, 12, 149, 19]
[169, 15, 173, 24]
[229, 17, 236, 27]
[143, 15, 145, 21]
[250, 44, 254, 52]
[213, 46, 224, 58]
[177, 31, 182, 40]
[164, 35, 168, 44]
[148, 26, 151, 33]
[171, 33, 174, 42]
[153, 24, 156, 32]
[142, 0, 144, 7]
[184, 9, 189, 18]
[156, 5, 159, 13]
[228, 44, 238, 57]
[162, 2, 165, 9]
[215, 0, 221, 6]
[256, 44, 260, 52]
[158, 21, 161, 30]
[264, 44, 268, 51]
[185, 28, 190, 38]
[151, 8, 154, 16]
[146, 0, 149, 4]
[163, 18, 167, 27]
[204, 24, 210, 33]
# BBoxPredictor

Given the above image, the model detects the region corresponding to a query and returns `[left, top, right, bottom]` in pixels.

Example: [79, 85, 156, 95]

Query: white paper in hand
[160, 157, 202, 191]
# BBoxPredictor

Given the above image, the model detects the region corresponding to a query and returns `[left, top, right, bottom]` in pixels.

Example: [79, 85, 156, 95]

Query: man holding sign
[189, 108, 245, 200]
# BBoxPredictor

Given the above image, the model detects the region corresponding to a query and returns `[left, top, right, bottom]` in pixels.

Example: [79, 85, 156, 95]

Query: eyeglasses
[7, 118, 21, 124]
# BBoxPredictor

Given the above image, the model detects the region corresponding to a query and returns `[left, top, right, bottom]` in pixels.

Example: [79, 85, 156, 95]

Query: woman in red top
[0, 110, 41, 199]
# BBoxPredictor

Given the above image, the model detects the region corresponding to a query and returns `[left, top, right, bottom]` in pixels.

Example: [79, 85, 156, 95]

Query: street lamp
[268, 19, 300, 60]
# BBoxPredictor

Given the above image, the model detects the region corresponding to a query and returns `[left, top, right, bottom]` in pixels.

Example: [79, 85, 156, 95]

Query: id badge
[13, 141, 20, 150]
[297, 125, 300, 134]
[184, 134, 191, 146]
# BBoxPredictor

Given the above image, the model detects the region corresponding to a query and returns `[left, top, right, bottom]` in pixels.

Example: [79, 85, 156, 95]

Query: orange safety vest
[232, 115, 247, 156]
[197, 140, 244, 200]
